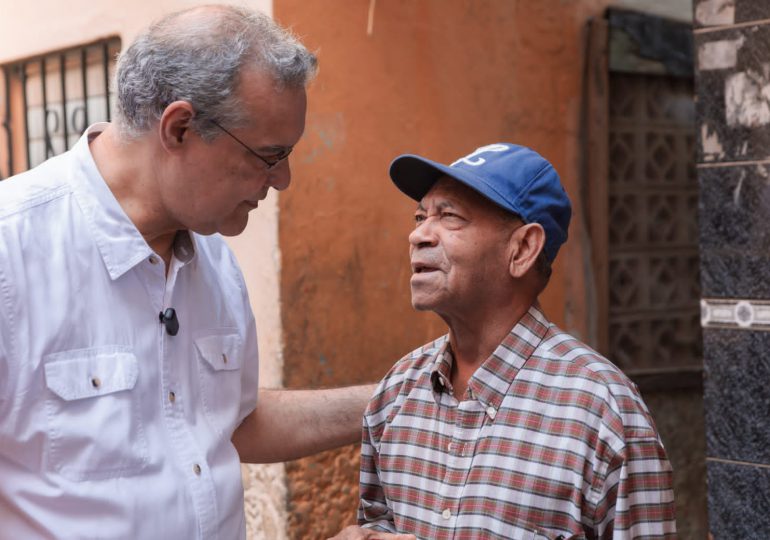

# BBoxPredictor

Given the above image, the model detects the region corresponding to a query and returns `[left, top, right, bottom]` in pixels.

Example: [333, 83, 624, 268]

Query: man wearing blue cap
[333, 144, 675, 539]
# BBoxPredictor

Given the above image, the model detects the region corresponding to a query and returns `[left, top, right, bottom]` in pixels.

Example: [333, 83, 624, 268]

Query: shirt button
[91, 377, 101, 389]
[447, 442, 454, 452]
[169, 391, 176, 403]
[149, 255, 159, 265]
[222, 353, 228, 365]
[193, 464, 202, 476]
[442, 508, 451, 520]
[486, 406, 497, 420]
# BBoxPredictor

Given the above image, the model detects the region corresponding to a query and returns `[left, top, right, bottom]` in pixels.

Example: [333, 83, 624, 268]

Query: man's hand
[327, 525, 416, 540]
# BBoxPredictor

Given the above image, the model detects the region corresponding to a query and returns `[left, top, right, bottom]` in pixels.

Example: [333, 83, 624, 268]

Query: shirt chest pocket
[194, 331, 243, 436]
[43, 347, 149, 481]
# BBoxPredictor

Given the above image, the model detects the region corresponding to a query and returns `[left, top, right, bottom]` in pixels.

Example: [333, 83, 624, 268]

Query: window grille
[607, 73, 702, 376]
[0, 37, 120, 179]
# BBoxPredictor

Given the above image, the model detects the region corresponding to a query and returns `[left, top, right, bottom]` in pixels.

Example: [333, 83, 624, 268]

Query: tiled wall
[694, 1, 770, 537]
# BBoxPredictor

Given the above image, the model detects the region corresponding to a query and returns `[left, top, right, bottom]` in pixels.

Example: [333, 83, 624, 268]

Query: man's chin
[410, 295, 436, 312]
[218, 216, 249, 237]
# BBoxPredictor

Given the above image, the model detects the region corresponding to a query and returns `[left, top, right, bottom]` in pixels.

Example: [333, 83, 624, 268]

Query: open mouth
[413, 263, 439, 274]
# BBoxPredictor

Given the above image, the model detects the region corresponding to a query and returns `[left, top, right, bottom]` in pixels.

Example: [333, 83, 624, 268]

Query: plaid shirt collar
[429, 305, 551, 411]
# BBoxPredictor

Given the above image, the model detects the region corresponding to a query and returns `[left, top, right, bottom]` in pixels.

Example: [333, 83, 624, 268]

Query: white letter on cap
[451, 144, 509, 167]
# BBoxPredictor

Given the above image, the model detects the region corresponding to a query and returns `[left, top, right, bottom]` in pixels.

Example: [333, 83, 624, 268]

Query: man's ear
[158, 101, 195, 152]
[508, 223, 546, 279]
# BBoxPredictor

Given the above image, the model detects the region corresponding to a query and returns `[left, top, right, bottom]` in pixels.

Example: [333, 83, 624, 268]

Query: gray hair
[114, 4, 317, 140]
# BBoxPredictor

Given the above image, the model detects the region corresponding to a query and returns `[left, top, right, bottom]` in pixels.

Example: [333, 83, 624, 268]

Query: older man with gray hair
[0, 5, 372, 538]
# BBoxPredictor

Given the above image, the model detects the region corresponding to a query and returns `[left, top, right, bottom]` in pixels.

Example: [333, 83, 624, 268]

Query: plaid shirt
[358, 306, 675, 539]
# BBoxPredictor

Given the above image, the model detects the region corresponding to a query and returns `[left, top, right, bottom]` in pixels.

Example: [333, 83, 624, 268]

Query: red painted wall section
[273, 1, 612, 538]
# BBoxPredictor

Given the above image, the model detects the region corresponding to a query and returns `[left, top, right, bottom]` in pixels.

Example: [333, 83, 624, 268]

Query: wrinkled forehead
[421, 176, 483, 205]
[420, 176, 522, 222]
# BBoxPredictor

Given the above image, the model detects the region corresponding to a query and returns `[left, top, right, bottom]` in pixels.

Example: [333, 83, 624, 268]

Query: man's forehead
[238, 68, 307, 110]
[236, 68, 307, 145]
[423, 176, 473, 198]
[418, 175, 521, 224]
[420, 176, 492, 208]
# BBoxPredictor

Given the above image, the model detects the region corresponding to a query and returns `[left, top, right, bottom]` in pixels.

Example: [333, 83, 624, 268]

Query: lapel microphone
[159, 308, 180, 336]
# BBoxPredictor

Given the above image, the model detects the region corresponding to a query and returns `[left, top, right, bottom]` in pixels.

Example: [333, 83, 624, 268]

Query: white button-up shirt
[0, 124, 259, 539]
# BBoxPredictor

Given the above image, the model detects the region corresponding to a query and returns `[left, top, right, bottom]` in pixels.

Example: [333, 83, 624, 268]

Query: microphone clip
[159, 308, 180, 336]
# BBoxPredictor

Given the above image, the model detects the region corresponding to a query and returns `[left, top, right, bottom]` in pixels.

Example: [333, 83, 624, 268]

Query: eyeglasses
[208, 119, 293, 170]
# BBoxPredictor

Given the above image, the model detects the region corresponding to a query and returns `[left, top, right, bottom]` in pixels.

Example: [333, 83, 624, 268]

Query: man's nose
[409, 218, 438, 248]
[267, 160, 291, 191]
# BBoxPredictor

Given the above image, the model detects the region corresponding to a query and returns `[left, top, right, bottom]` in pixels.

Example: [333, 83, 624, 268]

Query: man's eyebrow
[415, 200, 458, 212]
[256, 145, 292, 153]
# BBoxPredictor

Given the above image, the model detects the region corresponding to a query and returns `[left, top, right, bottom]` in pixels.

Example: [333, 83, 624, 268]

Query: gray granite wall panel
[735, 2, 770, 24]
[695, 25, 770, 163]
[699, 165, 770, 297]
[702, 328, 770, 463]
[695, 0, 770, 535]
[695, 0, 770, 29]
[706, 460, 770, 538]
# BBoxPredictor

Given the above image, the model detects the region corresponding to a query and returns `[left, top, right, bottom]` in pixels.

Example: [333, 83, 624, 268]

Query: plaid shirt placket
[359, 306, 676, 539]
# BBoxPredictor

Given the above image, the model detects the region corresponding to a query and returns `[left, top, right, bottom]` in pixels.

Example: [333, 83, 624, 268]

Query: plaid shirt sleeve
[591, 393, 676, 538]
[357, 346, 431, 534]
[358, 414, 397, 533]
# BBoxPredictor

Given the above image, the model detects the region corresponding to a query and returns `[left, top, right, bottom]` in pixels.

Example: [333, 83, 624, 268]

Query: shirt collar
[429, 341, 453, 395]
[429, 305, 551, 409]
[68, 123, 197, 279]
[172, 229, 197, 264]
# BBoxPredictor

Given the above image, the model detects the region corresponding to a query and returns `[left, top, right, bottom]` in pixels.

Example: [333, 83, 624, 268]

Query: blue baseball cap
[389, 143, 572, 263]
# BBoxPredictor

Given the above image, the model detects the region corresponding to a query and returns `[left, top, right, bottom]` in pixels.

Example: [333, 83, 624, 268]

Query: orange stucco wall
[274, 1, 615, 538]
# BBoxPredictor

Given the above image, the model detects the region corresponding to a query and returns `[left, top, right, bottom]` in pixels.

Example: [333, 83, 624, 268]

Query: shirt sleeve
[0, 267, 12, 415]
[0, 318, 7, 404]
[237, 305, 259, 425]
[233, 256, 260, 426]
[358, 414, 397, 533]
[594, 434, 677, 539]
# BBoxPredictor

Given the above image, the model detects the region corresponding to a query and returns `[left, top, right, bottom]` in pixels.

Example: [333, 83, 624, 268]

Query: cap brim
[389, 154, 520, 219]
[389, 155, 458, 202]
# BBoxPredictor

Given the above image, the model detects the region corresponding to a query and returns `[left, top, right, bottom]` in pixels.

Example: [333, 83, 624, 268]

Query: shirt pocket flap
[44, 351, 138, 401]
[194, 332, 242, 372]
